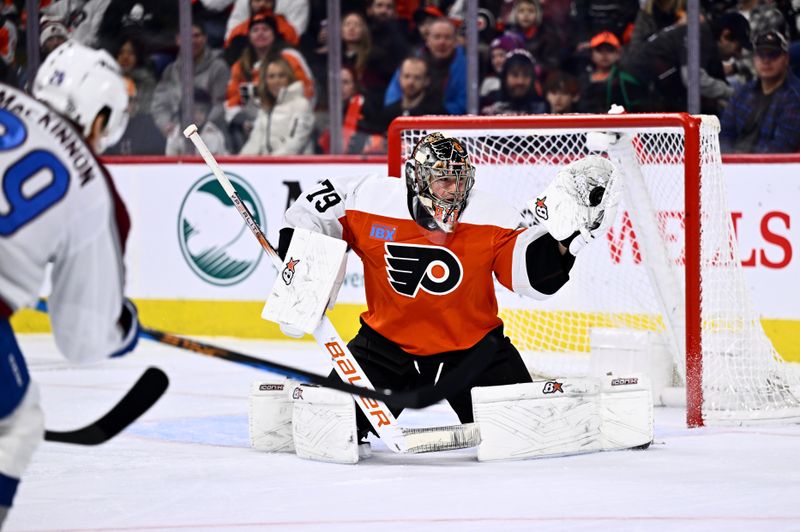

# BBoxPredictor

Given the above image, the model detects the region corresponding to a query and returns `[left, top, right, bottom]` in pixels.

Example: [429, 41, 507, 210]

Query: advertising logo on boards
[178, 173, 265, 286]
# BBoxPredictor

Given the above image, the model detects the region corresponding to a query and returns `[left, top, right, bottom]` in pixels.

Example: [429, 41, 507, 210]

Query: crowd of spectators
[2, 0, 800, 154]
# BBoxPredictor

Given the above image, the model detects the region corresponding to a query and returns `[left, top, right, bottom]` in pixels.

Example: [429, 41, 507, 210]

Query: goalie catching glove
[529, 155, 622, 255]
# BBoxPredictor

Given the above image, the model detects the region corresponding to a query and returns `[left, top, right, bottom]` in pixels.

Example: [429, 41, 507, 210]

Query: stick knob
[183, 124, 198, 138]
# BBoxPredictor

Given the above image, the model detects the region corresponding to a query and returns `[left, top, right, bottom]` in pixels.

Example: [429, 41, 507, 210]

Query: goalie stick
[141, 327, 480, 453]
[183, 124, 480, 454]
[45, 367, 168, 445]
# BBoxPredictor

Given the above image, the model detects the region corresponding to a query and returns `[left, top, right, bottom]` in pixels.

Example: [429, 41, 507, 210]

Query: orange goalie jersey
[285, 174, 561, 355]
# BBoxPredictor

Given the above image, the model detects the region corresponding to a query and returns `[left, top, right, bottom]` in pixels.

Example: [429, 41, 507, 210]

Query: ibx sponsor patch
[370, 222, 397, 242]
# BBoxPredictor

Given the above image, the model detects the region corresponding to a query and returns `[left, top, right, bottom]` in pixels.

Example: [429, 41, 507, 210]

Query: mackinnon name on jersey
[0, 88, 97, 186]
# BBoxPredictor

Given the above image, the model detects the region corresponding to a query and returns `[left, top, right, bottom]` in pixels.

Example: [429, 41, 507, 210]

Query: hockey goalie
[252, 132, 653, 462]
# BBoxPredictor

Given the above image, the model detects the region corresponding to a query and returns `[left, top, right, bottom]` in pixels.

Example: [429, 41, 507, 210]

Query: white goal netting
[391, 115, 800, 426]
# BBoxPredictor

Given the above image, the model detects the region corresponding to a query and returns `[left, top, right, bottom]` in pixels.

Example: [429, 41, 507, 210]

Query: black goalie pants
[330, 320, 532, 438]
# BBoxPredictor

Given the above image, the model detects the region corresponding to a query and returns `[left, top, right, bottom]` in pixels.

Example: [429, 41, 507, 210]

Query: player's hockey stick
[32, 300, 169, 446]
[142, 326, 441, 408]
[183, 124, 479, 454]
[44, 367, 169, 445]
[141, 326, 479, 453]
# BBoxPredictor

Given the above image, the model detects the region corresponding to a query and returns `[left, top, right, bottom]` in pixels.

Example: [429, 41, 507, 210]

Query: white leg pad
[249, 380, 296, 453]
[472, 376, 653, 461]
[472, 379, 603, 461]
[599, 374, 653, 450]
[292, 384, 360, 464]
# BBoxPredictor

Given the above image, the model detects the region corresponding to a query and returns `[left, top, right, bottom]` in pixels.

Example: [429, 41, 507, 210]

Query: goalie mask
[405, 132, 475, 233]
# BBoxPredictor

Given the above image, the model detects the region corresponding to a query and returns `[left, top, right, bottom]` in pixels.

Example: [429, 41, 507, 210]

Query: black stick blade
[45, 367, 169, 445]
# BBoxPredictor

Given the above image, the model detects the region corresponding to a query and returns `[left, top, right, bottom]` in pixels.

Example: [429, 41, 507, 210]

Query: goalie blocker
[261, 228, 347, 335]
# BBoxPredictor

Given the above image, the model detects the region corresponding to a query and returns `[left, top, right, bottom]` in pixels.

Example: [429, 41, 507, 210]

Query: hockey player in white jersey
[0, 41, 137, 526]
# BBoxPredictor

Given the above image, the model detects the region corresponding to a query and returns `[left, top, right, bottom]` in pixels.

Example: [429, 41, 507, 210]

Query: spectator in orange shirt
[224, 0, 308, 45]
[225, 14, 314, 152]
[225, 0, 300, 63]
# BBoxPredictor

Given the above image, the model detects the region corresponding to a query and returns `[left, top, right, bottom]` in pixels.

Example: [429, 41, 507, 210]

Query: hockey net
[388, 114, 800, 427]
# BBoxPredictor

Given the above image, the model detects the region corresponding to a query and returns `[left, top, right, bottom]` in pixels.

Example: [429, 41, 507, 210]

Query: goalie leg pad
[472, 379, 603, 461]
[292, 384, 361, 464]
[249, 380, 297, 453]
[472, 376, 653, 461]
[599, 374, 653, 450]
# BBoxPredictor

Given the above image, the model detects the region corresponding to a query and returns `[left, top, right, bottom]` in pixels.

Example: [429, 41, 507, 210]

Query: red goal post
[388, 113, 800, 427]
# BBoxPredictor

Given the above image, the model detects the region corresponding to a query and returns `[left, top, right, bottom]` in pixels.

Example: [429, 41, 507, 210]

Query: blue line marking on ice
[127, 414, 250, 447]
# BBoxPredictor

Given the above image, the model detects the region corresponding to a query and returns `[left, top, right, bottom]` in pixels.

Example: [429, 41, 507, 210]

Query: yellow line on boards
[10, 300, 366, 343]
[11, 300, 800, 363]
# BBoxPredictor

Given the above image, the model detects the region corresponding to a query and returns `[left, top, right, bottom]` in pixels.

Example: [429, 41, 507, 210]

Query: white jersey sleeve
[0, 85, 134, 364]
[284, 174, 376, 239]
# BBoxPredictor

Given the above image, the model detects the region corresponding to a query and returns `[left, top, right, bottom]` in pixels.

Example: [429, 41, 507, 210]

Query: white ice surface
[5, 334, 800, 532]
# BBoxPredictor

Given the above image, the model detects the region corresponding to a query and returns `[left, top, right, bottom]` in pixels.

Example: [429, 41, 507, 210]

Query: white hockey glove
[528, 155, 622, 256]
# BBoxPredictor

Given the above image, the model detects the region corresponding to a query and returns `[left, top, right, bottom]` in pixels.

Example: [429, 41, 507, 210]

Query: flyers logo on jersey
[384, 243, 463, 297]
